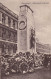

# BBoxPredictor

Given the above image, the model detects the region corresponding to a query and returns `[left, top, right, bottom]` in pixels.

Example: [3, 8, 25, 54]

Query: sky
[0, 0, 51, 44]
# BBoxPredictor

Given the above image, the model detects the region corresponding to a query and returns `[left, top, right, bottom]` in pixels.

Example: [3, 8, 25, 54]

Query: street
[1, 68, 51, 79]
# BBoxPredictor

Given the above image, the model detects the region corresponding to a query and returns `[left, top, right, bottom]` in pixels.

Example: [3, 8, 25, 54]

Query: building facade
[0, 3, 18, 56]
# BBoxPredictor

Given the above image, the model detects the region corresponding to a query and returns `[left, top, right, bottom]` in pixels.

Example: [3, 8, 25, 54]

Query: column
[11, 19, 13, 28]
[5, 16, 8, 26]
[0, 12, 2, 24]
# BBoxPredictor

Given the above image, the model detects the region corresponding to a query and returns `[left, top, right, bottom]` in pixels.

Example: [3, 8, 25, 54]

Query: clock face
[19, 21, 26, 30]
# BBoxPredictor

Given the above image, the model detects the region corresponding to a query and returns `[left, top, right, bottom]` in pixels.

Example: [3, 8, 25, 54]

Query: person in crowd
[43, 54, 49, 68]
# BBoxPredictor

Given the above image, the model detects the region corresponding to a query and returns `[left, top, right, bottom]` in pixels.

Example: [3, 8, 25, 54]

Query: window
[2, 13, 5, 24]
[8, 31, 11, 41]
[11, 32, 14, 42]
[2, 45, 4, 54]
[8, 17, 11, 27]
[6, 30, 9, 41]
[13, 33, 17, 42]
[13, 44, 17, 53]
[0, 28, 2, 38]
[13, 20, 15, 29]
[2, 28, 6, 40]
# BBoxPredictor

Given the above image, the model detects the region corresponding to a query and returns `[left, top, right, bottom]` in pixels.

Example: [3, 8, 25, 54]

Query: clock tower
[18, 5, 36, 53]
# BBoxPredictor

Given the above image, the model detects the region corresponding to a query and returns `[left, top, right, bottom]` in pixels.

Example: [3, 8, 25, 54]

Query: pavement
[1, 67, 51, 79]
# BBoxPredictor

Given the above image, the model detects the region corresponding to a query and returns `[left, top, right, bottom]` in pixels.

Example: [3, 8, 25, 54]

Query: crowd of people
[1, 52, 51, 75]
[1, 52, 34, 75]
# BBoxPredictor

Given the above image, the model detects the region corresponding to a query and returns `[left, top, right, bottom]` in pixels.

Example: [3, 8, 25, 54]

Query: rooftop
[0, 3, 18, 19]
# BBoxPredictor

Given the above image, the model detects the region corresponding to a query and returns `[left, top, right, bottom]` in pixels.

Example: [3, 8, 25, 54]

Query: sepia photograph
[0, 0, 51, 79]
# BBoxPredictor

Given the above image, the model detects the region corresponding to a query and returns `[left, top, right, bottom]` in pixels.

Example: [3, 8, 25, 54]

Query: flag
[30, 28, 35, 49]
